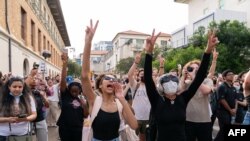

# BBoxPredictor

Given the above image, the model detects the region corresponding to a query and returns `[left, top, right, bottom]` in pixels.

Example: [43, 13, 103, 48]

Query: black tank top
[92, 109, 120, 140]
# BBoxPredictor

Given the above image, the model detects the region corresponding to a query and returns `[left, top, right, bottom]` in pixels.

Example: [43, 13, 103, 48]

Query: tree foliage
[153, 20, 250, 74]
[67, 60, 81, 77]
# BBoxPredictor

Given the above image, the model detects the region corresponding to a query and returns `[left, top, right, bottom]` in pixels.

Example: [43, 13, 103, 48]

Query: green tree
[116, 57, 134, 74]
[210, 20, 250, 73]
[67, 60, 81, 77]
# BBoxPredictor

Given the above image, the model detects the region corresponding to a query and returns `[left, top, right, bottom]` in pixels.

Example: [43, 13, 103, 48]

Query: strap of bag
[115, 99, 125, 131]
[132, 83, 140, 99]
[90, 96, 102, 123]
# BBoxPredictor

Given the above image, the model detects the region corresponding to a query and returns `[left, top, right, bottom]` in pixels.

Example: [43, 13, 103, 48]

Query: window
[161, 40, 168, 47]
[218, 0, 225, 9]
[136, 39, 144, 45]
[31, 20, 35, 49]
[38, 29, 41, 53]
[21, 7, 27, 42]
[43, 35, 46, 50]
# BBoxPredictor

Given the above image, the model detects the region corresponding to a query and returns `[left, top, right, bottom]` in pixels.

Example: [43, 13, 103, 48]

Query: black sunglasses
[160, 75, 179, 84]
[187, 66, 195, 72]
[103, 76, 117, 82]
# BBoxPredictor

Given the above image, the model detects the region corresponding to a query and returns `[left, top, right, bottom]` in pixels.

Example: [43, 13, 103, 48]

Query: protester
[243, 70, 250, 125]
[81, 19, 138, 141]
[57, 52, 88, 141]
[127, 53, 151, 141]
[144, 29, 218, 141]
[214, 69, 238, 141]
[0, 77, 37, 140]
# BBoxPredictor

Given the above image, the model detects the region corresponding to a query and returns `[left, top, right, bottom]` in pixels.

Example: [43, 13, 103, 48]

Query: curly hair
[95, 73, 116, 93]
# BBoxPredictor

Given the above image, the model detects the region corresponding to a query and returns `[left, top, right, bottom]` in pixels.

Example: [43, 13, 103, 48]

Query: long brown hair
[0, 77, 32, 117]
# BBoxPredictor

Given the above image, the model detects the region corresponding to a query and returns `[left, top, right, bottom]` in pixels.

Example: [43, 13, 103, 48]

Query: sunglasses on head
[103, 76, 117, 82]
[160, 75, 179, 84]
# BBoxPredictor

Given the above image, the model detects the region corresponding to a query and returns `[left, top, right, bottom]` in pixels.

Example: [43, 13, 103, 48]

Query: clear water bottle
[231, 116, 236, 124]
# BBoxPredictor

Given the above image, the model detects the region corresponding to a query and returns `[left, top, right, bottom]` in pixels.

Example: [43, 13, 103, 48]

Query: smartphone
[18, 114, 28, 118]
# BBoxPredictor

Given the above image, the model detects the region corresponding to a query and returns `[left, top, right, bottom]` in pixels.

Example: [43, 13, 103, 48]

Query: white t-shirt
[131, 81, 151, 120]
[186, 78, 214, 122]
[0, 96, 36, 136]
[48, 83, 60, 102]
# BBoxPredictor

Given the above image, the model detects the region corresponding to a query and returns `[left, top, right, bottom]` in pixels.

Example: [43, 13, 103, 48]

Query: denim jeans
[243, 111, 250, 125]
[92, 137, 119, 141]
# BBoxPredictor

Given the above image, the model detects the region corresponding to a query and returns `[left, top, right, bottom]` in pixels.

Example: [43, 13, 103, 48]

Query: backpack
[32, 89, 45, 122]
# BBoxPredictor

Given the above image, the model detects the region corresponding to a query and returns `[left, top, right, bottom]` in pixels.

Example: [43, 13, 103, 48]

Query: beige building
[0, 0, 70, 77]
[104, 30, 171, 72]
[90, 50, 108, 74]
[173, 0, 248, 48]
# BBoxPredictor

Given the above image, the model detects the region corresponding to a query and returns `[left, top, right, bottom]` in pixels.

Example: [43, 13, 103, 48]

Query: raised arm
[183, 30, 219, 102]
[81, 19, 99, 112]
[243, 70, 250, 97]
[144, 29, 161, 110]
[114, 82, 138, 130]
[60, 52, 68, 93]
[207, 49, 218, 79]
[128, 53, 141, 88]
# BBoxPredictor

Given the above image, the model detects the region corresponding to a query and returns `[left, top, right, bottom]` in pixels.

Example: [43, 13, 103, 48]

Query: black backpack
[32, 89, 45, 122]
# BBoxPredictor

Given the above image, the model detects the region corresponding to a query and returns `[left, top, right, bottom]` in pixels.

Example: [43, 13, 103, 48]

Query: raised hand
[85, 19, 99, 44]
[205, 30, 219, 53]
[61, 52, 68, 64]
[113, 82, 124, 99]
[145, 29, 161, 54]
[134, 53, 141, 64]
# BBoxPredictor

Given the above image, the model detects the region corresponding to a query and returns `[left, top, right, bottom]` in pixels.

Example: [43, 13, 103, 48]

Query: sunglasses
[160, 75, 179, 84]
[103, 76, 117, 82]
[187, 66, 196, 72]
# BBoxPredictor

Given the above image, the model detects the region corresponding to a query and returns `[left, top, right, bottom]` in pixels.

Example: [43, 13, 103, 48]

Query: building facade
[173, 0, 249, 48]
[103, 30, 171, 72]
[94, 41, 113, 51]
[0, 0, 70, 77]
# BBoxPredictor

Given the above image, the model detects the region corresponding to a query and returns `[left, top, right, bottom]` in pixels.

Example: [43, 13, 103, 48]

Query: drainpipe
[5, 0, 12, 72]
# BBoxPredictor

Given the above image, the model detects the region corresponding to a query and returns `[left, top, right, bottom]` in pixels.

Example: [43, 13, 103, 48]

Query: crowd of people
[0, 19, 250, 141]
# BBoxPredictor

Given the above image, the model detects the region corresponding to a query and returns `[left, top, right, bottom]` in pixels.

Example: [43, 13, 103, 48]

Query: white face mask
[162, 81, 178, 95]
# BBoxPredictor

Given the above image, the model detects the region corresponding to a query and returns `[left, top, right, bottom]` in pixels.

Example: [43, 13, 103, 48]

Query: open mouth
[107, 84, 113, 88]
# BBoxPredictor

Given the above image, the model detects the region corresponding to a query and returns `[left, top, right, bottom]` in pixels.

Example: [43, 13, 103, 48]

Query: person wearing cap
[214, 69, 238, 141]
[57, 52, 88, 141]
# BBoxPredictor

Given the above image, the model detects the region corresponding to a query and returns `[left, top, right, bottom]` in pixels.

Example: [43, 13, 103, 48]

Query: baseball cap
[66, 75, 74, 85]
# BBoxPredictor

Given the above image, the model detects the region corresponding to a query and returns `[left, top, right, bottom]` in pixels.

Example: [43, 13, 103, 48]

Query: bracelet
[134, 62, 139, 65]
[160, 66, 164, 68]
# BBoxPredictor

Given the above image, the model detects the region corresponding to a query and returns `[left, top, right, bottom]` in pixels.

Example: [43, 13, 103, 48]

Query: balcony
[174, 0, 189, 4]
